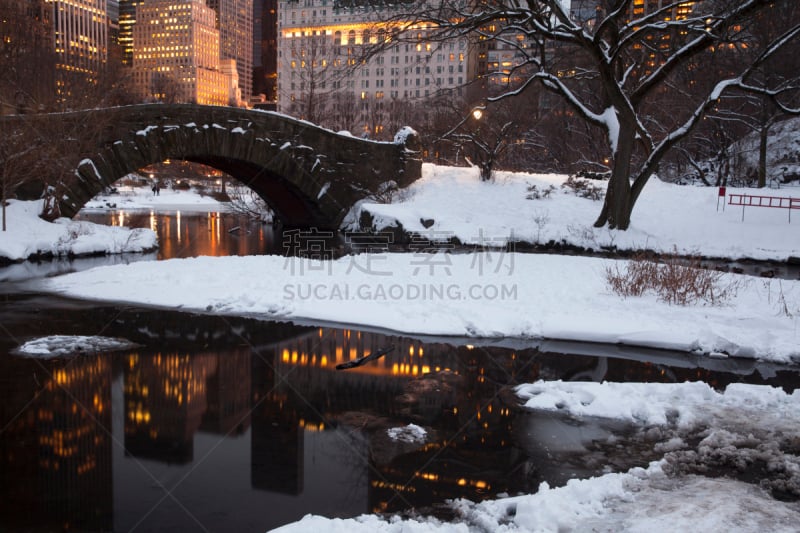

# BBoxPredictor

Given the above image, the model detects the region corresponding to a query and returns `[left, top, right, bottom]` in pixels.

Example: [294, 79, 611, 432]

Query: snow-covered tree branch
[369, 0, 800, 229]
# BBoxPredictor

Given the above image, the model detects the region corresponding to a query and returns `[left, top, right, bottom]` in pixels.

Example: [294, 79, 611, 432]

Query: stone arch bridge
[5, 104, 421, 228]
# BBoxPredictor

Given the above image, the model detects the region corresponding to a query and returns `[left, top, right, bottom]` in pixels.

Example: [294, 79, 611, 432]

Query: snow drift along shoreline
[37, 252, 800, 365]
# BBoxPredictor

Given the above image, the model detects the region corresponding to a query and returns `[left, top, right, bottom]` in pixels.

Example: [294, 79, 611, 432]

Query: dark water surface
[2, 296, 798, 532]
[1, 211, 799, 532]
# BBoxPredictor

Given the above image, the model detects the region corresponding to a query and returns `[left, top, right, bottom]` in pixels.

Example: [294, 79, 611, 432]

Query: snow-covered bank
[0, 199, 157, 262]
[82, 183, 227, 212]
[273, 463, 800, 533]
[12, 335, 140, 358]
[272, 380, 800, 533]
[37, 252, 800, 363]
[353, 164, 800, 262]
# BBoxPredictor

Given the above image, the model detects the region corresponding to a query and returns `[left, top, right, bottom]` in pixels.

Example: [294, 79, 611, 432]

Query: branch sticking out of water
[336, 345, 395, 370]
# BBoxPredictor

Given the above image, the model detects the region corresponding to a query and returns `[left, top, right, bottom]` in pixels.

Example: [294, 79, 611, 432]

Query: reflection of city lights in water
[176, 210, 181, 243]
[117, 211, 125, 227]
[276, 329, 440, 377]
[299, 419, 325, 432]
[149, 210, 156, 232]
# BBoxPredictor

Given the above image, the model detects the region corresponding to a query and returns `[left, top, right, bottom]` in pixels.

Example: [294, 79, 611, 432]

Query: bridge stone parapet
[4, 104, 422, 228]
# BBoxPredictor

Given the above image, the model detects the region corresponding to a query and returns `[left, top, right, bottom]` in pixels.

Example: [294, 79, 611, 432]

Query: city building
[131, 0, 240, 105]
[253, 0, 278, 107]
[276, 0, 479, 136]
[208, 0, 254, 102]
[117, 0, 142, 65]
[107, 2, 119, 45]
[46, 0, 108, 85]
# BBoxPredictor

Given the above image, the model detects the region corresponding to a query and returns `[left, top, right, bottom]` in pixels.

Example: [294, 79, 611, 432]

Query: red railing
[727, 193, 800, 222]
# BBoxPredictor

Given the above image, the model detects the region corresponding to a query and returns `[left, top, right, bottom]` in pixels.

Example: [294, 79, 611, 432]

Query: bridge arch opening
[80, 155, 334, 229]
[183, 156, 329, 228]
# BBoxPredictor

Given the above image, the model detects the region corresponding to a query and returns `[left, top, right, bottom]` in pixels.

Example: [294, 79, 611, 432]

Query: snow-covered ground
[4, 166, 800, 532]
[82, 183, 226, 212]
[0, 185, 224, 263]
[6, 166, 798, 362]
[0, 199, 157, 262]
[34, 251, 800, 363]
[273, 381, 800, 533]
[352, 163, 800, 261]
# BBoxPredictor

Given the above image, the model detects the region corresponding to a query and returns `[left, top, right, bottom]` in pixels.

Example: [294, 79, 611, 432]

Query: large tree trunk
[594, 125, 635, 230]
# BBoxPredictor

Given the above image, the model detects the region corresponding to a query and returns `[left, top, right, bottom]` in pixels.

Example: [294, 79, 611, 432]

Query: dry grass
[604, 252, 742, 305]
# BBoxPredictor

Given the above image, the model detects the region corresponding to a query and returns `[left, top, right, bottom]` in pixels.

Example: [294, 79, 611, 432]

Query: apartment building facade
[46, 0, 108, 81]
[276, 0, 478, 135]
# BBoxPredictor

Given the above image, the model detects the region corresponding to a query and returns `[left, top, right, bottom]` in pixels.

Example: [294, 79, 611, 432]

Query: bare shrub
[562, 175, 605, 201]
[525, 183, 556, 200]
[532, 209, 550, 243]
[227, 186, 273, 222]
[604, 253, 660, 298]
[567, 223, 597, 247]
[605, 252, 742, 305]
[769, 280, 798, 318]
[371, 180, 399, 204]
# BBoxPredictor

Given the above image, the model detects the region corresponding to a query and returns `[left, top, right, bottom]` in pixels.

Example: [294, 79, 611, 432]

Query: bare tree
[0, 0, 56, 114]
[282, 29, 350, 124]
[149, 71, 184, 104]
[725, 1, 800, 187]
[328, 91, 359, 133]
[0, 124, 46, 230]
[439, 99, 520, 180]
[373, 0, 800, 229]
[0, 1, 137, 230]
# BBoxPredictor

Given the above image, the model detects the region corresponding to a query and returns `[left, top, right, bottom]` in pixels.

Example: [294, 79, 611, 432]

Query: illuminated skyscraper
[253, 0, 278, 106]
[208, 0, 253, 102]
[46, 0, 108, 81]
[118, 0, 144, 65]
[131, 0, 239, 105]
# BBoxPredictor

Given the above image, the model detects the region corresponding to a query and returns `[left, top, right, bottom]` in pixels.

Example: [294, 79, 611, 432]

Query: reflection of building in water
[200, 350, 252, 435]
[367, 344, 521, 514]
[269, 328, 449, 414]
[251, 350, 304, 495]
[124, 352, 216, 463]
[251, 328, 529, 511]
[0, 355, 113, 531]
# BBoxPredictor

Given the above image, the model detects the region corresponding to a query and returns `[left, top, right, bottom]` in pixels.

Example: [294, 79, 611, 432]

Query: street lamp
[472, 107, 484, 120]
